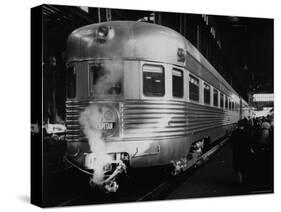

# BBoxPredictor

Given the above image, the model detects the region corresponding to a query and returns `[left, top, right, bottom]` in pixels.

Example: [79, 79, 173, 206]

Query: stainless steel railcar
[65, 21, 248, 192]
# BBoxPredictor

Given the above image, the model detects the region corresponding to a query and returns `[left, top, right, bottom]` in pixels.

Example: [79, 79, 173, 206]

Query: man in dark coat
[230, 119, 252, 184]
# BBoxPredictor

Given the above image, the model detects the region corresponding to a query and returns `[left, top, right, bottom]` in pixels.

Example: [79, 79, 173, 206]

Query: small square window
[213, 89, 218, 106]
[220, 93, 224, 108]
[189, 75, 199, 102]
[143, 65, 165, 97]
[204, 83, 211, 105]
[172, 69, 183, 98]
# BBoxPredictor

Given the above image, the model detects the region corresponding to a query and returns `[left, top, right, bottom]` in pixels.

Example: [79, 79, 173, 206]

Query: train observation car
[65, 21, 247, 192]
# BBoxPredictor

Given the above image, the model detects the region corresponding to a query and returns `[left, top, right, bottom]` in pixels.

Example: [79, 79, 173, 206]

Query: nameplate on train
[95, 122, 114, 130]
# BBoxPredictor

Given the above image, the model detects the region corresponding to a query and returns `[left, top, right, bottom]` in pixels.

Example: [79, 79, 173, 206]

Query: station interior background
[0, 0, 278, 211]
[41, 4, 273, 123]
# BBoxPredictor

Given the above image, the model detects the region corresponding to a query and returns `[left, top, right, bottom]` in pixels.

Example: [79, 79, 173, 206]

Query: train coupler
[170, 158, 188, 176]
[87, 153, 128, 193]
[170, 139, 205, 175]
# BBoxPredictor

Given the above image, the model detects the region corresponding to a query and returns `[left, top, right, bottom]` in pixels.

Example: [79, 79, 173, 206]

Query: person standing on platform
[250, 116, 274, 190]
[230, 119, 252, 184]
[257, 117, 272, 150]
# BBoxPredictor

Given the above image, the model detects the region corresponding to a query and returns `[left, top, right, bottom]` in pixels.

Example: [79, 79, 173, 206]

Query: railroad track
[54, 136, 229, 207]
[137, 136, 229, 202]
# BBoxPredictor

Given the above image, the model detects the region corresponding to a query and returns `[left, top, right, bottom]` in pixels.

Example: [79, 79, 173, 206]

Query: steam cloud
[79, 105, 111, 184]
[79, 60, 123, 185]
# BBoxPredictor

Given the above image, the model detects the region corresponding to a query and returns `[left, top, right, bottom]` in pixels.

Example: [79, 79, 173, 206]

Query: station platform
[165, 141, 273, 200]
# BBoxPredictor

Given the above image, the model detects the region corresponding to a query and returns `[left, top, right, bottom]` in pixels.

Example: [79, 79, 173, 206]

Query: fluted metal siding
[65, 99, 238, 142]
[65, 100, 85, 141]
[120, 100, 235, 138]
[65, 100, 120, 142]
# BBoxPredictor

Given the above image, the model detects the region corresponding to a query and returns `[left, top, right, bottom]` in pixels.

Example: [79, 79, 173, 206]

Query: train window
[225, 96, 228, 110]
[89, 62, 123, 96]
[67, 65, 76, 98]
[220, 93, 224, 108]
[213, 89, 218, 107]
[229, 100, 232, 110]
[172, 69, 183, 98]
[232, 102, 234, 111]
[203, 83, 211, 105]
[189, 75, 200, 102]
[143, 65, 165, 97]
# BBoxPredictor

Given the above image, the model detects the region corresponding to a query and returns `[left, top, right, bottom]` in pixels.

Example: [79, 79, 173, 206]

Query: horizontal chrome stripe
[65, 99, 238, 142]
[120, 100, 236, 138]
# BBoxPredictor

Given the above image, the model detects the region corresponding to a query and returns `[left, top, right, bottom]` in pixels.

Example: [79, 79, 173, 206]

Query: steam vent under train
[65, 21, 243, 192]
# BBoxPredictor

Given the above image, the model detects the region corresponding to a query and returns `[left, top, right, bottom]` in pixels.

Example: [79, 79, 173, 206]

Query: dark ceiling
[214, 16, 273, 98]
[42, 5, 274, 101]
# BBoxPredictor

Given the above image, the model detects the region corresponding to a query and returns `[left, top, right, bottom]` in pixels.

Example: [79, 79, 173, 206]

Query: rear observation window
[172, 69, 183, 98]
[143, 65, 165, 97]
[89, 61, 123, 97]
[67, 65, 76, 98]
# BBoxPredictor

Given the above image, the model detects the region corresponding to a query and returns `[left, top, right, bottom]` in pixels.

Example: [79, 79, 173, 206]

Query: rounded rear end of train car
[64, 21, 192, 192]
